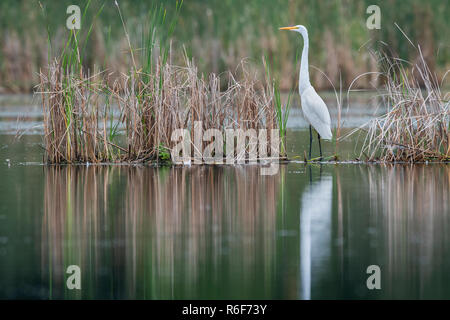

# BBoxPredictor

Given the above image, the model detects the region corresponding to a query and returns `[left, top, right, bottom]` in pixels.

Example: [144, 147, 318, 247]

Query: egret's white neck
[298, 30, 311, 95]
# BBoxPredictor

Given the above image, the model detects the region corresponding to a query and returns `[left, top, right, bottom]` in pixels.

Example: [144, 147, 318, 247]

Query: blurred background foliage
[0, 0, 448, 92]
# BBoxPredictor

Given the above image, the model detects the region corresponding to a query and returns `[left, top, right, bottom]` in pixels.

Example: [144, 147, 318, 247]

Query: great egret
[279, 25, 332, 160]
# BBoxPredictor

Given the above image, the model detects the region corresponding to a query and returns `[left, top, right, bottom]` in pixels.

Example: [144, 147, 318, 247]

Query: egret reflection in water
[299, 166, 333, 300]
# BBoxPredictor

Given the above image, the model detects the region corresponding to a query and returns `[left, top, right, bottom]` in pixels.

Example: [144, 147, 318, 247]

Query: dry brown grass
[39, 60, 116, 163]
[350, 49, 449, 162]
[39, 56, 282, 164]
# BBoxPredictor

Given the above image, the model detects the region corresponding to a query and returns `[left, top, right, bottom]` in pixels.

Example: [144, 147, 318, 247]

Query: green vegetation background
[0, 0, 448, 92]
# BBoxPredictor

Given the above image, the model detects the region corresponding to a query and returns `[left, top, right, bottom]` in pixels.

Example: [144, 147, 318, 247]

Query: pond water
[0, 95, 449, 299]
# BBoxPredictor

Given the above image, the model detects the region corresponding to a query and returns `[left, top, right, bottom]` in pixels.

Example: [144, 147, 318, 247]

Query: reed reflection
[42, 166, 114, 299]
[40, 163, 450, 299]
[364, 164, 450, 298]
[42, 165, 280, 299]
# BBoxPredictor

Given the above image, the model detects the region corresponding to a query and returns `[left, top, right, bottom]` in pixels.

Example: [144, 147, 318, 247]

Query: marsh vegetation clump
[39, 54, 285, 164]
[355, 49, 449, 162]
[115, 58, 281, 163]
[38, 1, 289, 165]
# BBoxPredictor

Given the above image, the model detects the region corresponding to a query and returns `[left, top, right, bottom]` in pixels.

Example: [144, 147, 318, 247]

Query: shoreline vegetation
[33, 1, 450, 164]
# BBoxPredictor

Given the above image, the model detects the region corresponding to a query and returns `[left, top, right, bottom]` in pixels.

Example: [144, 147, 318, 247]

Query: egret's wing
[301, 87, 332, 139]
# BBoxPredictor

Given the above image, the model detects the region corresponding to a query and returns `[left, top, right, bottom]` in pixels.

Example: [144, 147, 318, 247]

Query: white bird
[279, 25, 332, 160]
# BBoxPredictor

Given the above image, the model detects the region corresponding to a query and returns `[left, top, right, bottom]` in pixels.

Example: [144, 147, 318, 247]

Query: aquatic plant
[38, 1, 115, 163]
[39, 60, 114, 163]
[263, 56, 291, 157]
[38, 1, 283, 164]
[351, 48, 449, 162]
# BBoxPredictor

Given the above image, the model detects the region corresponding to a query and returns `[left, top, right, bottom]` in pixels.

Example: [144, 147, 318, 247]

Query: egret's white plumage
[280, 25, 332, 157]
[301, 86, 332, 140]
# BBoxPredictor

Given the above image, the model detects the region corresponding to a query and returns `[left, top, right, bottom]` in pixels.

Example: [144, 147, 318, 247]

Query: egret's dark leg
[308, 164, 312, 184]
[309, 125, 313, 160]
[318, 133, 322, 160]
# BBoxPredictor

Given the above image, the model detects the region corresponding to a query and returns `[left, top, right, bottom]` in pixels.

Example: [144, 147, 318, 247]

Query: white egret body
[280, 25, 332, 159]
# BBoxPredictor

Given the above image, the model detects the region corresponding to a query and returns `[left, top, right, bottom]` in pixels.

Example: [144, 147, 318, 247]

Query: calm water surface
[0, 95, 449, 299]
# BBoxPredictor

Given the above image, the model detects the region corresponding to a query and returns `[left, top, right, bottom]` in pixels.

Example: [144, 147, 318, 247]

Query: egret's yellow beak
[279, 26, 297, 30]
